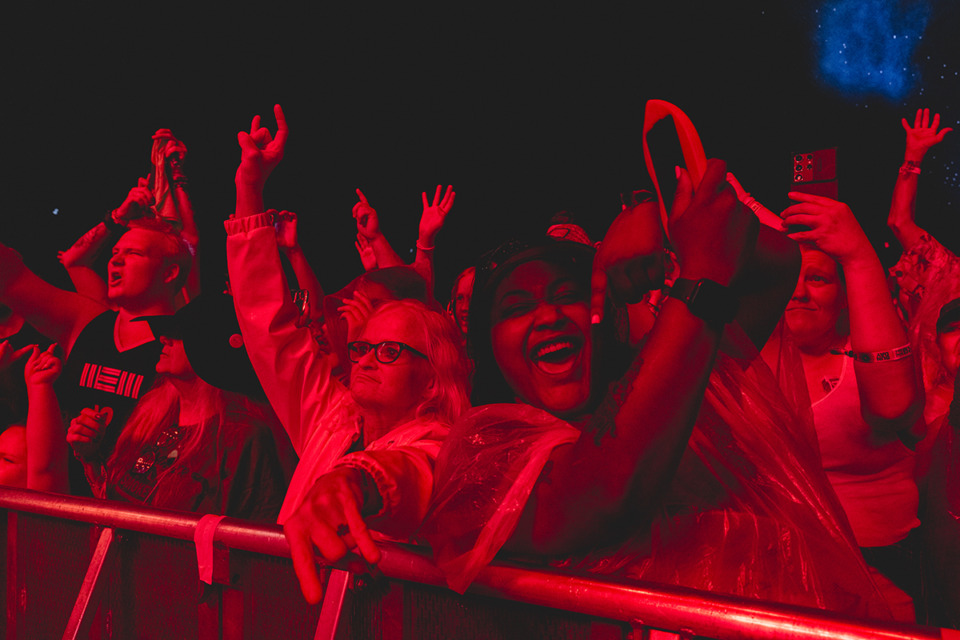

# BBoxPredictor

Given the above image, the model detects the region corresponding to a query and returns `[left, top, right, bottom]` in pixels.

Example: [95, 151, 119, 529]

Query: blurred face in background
[0, 426, 27, 488]
[937, 322, 960, 380]
[156, 337, 195, 381]
[452, 268, 475, 335]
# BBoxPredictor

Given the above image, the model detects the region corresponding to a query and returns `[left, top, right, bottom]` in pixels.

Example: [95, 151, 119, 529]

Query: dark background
[5, 2, 959, 301]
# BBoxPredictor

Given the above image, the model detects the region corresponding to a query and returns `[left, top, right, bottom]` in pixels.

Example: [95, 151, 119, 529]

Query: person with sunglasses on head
[225, 105, 471, 603]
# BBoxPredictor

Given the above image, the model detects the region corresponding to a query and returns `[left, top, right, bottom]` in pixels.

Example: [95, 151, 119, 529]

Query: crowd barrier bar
[1, 486, 952, 640]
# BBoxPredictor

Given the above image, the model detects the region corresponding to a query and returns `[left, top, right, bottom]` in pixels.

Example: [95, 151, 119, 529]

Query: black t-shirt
[57, 311, 162, 494]
[58, 310, 163, 438]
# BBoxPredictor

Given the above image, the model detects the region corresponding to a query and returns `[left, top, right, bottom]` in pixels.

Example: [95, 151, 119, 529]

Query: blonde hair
[122, 219, 193, 292]
[106, 376, 266, 497]
[372, 299, 471, 426]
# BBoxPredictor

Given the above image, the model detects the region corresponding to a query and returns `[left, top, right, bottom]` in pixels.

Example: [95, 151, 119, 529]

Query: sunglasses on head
[347, 340, 427, 364]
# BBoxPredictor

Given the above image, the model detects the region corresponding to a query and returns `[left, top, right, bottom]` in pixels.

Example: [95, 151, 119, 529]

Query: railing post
[314, 568, 351, 640]
[62, 526, 117, 640]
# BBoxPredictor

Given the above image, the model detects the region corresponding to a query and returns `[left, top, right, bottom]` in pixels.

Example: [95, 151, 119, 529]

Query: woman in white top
[779, 191, 924, 621]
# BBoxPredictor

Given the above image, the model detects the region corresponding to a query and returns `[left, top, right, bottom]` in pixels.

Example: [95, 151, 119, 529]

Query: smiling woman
[423, 165, 895, 619]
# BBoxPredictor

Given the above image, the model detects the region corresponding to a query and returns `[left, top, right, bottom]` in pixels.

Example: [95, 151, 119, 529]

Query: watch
[667, 278, 739, 329]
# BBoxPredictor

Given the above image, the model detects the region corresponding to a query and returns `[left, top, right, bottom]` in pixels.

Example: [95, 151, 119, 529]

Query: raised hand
[590, 199, 666, 323]
[283, 467, 382, 604]
[237, 104, 289, 188]
[114, 177, 154, 223]
[353, 189, 381, 239]
[273, 210, 300, 250]
[669, 159, 756, 286]
[338, 290, 375, 341]
[782, 192, 870, 264]
[418, 185, 455, 246]
[66, 406, 113, 461]
[0, 340, 33, 371]
[903, 108, 952, 162]
[355, 234, 378, 271]
[23, 344, 62, 387]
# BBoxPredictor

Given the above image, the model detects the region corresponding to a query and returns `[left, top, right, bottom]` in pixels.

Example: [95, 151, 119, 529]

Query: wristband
[667, 278, 739, 329]
[830, 343, 912, 363]
[899, 161, 921, 177]
[416, 240, 435, 252]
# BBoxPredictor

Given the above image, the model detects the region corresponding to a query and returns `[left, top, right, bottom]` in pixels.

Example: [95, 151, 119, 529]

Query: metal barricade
[0, 487, 950, 640]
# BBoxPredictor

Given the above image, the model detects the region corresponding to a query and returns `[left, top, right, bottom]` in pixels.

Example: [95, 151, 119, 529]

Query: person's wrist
[103, 210, 125, 233]
[677, 264, 734, 288]
[835, 247, 879, 273]
[903, 150, 925, 164]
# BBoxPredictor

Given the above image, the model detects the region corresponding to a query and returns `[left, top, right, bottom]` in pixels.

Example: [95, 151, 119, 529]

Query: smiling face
[107, 229, 177, 307]
[785, 248, 846, 351]
[348, 306, 435, 420]
[490, 259, 592, 416]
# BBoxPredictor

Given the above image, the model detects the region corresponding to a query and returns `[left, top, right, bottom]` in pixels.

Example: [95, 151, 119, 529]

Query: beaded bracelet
[830, 343, 912, 363]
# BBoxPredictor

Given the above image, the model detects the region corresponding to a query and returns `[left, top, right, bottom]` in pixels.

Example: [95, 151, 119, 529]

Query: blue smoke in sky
[817, 0, 930, 100]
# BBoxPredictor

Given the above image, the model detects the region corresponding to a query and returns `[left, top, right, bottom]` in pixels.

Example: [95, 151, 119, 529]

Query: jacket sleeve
[225, 213, 341, 453]
[334, 422, 449, 540]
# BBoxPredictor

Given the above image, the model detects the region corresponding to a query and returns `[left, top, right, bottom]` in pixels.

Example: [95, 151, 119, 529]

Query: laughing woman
[423, 162, 892, 619]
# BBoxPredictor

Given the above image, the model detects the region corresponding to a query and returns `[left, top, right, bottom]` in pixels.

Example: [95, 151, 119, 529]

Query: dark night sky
[5, 2, 959, 300]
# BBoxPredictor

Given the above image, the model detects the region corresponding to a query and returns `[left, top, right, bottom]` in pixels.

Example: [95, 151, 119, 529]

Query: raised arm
[694, 169, 800, 349]
[784, 192, 923, 444]
[412, 185, 455, 298]
[235, 104, 289, 219]
[227, 105, 341, 451]
[355, 234, 379, 271]
[0, 242, 108, 357]
[512, 159, 756, 554]
[353, 189, 403, 268]
[887, 108, 952, 250]
[275, 210, 325, 325]
[22, 344, 70, 493]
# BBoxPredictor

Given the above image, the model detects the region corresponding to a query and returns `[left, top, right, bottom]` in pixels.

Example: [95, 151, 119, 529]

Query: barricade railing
[0, 486, 951, 640]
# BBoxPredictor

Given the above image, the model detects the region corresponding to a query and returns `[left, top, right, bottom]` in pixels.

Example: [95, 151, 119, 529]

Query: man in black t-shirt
[0, 220, 191, 491]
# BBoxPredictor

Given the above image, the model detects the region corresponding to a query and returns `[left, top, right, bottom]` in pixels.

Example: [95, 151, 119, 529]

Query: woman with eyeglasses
[225, 105, 471, 603]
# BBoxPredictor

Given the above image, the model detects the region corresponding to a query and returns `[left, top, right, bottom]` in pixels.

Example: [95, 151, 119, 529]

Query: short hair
[124, 218, 193, 292]
[372, 299, 471, 426]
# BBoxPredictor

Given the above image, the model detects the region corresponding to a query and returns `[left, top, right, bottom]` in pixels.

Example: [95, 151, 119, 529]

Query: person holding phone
[776, 190, 925, 621]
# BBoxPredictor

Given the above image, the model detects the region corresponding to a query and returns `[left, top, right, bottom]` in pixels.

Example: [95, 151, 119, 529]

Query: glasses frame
[347, 340, 428, 364]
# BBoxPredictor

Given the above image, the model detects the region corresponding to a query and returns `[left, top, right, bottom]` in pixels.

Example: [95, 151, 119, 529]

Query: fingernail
[675, 166, 681, 179]
[591, 313, 601, 325]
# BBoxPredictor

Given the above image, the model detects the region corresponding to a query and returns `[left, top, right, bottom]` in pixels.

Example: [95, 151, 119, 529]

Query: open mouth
[529, 335, 583, 375]
[108, 271, 122, 286]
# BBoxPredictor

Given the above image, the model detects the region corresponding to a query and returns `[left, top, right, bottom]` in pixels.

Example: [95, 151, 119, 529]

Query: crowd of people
[0, 104, 958, 628]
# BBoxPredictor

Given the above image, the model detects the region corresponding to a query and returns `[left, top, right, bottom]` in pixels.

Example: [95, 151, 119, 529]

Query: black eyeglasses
[347, 341, 427, 364]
